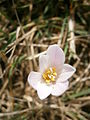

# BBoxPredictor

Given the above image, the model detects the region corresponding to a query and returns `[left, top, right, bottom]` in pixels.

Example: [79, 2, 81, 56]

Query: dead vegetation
[0, 0, 90, 120]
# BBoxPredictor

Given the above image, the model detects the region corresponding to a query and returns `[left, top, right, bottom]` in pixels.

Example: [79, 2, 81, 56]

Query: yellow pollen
[42, 67, 57, 83]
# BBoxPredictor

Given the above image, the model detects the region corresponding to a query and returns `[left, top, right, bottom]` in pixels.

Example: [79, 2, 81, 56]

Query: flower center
[42, 67, 57, 83]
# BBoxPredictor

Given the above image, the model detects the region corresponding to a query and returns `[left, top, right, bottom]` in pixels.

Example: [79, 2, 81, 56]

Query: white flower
[28, 44, 76, 100]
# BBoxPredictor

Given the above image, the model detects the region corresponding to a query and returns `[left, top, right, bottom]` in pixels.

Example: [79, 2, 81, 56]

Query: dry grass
[0, 0, 90, 120]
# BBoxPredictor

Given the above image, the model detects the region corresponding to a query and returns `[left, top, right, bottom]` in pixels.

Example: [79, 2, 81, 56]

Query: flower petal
[51, 81, 69, 96]
[39, 55, 49, 73]
[28, 71, 41, 90]
[37, 82, 52, 100]
[47, 44, 65, 72]
[57, 64, 76, 83]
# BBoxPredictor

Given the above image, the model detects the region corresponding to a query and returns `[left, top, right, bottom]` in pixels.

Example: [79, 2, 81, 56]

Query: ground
[0, 0, 90, 120]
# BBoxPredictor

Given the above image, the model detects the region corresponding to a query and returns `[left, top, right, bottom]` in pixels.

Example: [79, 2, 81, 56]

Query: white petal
[39, 55, 49, 73]
[37, 82, 52, 100]
[47, 44, 65, 72]
[51, 81, 69, 96]
[57, 64, 76, 83]
[28, 71, 41, 90]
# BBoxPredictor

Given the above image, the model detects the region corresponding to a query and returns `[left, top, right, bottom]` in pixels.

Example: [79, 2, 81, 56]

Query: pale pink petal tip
[28, 71, 41, 90]
[51, 81, 69, 96]
[57, 64, 76, 83]
[37, 82, 52, 100]
[47, 44, 65, 71]
[39, 55, 49, 73]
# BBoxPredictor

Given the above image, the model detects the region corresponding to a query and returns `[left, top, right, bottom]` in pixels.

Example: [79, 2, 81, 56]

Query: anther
[42, 67, 57, 83]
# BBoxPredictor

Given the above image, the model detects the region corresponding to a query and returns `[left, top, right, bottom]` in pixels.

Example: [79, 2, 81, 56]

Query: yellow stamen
[46, 80, 50, 83]
[53, 72, 57, 76]
[42, 67, 57, 83]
